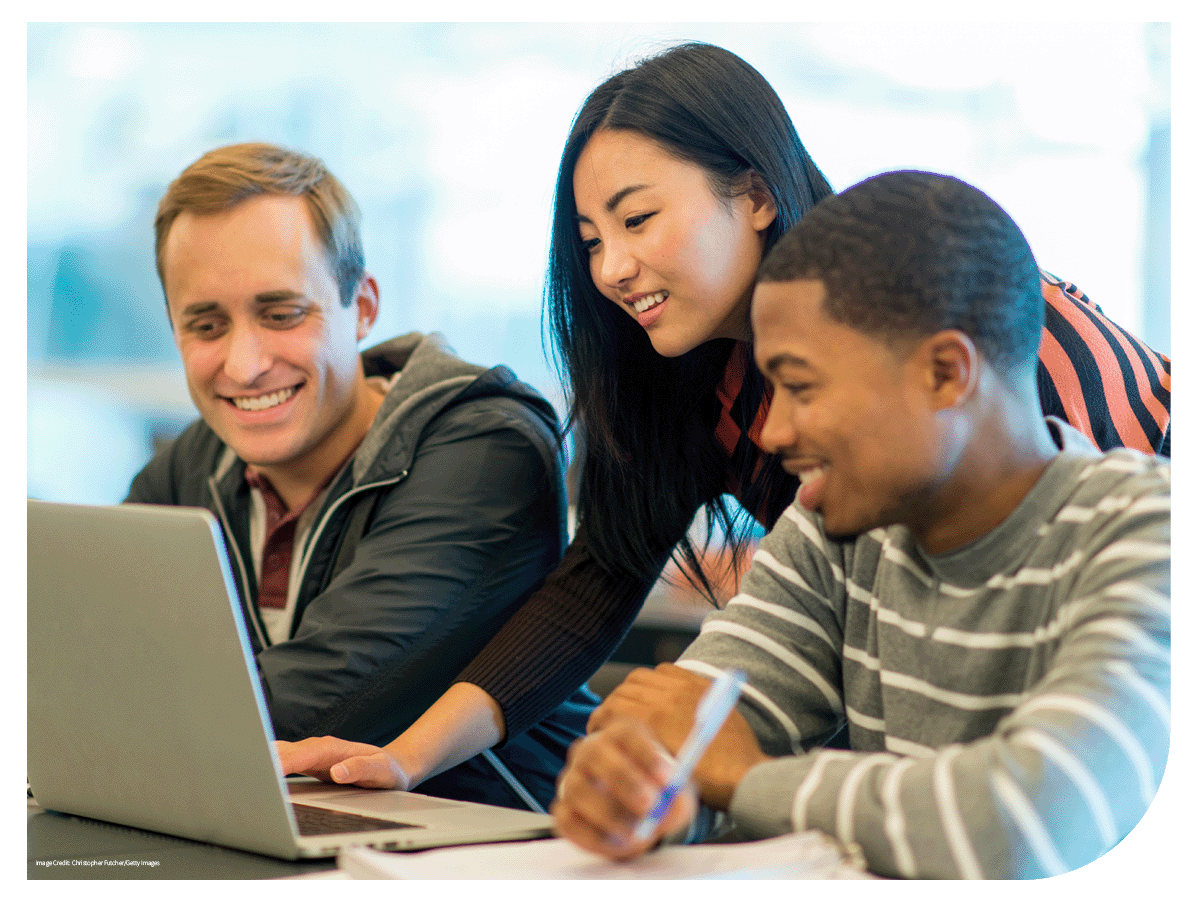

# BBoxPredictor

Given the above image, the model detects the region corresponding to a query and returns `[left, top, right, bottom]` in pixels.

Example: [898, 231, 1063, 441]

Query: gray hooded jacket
[127, 332, 594, 809]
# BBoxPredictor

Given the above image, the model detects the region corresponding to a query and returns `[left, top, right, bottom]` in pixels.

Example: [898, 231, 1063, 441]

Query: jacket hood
[352, 331, 559, 485]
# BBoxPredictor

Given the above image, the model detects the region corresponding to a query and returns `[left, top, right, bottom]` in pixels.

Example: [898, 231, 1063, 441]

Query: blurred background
[27, 21, 1171, 506]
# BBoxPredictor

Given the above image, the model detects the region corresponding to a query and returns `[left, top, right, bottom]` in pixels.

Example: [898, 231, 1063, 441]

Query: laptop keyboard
[292, 802, 421, 836]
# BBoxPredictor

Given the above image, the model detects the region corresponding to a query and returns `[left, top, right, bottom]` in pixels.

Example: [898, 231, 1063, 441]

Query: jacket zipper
[207, 476, 270, 650]
[292, 472, 407, 595]
[210, 471, 408, 649]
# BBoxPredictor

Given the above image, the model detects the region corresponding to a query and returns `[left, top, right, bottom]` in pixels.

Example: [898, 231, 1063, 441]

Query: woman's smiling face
[572, 128, 777, 357]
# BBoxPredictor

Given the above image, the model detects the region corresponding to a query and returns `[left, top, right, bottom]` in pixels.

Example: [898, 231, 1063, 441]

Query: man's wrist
[699, 751, 769, 811]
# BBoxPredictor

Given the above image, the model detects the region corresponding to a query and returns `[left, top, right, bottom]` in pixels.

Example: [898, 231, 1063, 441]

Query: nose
[758, 392, 795, 456]
[222, 322, 272, 386]
[595, 238, 638, 291]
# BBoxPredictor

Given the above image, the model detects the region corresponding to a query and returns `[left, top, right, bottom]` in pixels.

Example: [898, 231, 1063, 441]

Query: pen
[631, 668, 747, 843]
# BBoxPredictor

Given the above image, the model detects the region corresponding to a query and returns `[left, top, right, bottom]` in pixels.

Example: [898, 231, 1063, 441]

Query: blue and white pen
[631, 668, 747, 843]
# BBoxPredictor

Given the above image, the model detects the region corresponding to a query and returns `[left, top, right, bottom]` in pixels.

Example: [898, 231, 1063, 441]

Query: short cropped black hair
[757, 170, 1044, 376]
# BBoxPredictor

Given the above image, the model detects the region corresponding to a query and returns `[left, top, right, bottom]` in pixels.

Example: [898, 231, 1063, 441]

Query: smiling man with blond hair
[129, 141, 594, 811]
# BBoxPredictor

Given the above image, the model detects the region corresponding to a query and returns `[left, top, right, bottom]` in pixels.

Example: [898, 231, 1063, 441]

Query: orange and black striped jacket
[1037, 271, 1170, 457]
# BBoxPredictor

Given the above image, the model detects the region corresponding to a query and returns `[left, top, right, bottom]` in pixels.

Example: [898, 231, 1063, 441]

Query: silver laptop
[27, 499, 554, 860]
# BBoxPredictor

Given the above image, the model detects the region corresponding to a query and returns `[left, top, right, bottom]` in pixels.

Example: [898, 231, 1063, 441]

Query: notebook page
[338, 833, 873, 880]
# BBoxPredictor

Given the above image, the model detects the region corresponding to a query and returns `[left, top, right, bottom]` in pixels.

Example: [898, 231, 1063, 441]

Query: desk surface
[27, 799, 335, 880]
[29, 798, 875, 880]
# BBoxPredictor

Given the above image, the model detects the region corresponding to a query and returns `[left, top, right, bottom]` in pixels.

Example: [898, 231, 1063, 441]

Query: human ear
[745, 171, 778, 233]
[354, 274, 380, 342]
[925, 330, 977, 410]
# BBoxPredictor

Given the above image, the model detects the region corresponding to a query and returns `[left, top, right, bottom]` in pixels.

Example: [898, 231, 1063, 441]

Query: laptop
[27, 499, 555, 860]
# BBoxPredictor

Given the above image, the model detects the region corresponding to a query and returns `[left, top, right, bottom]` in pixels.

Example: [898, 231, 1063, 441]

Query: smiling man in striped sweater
[551, 170, 1170, 879]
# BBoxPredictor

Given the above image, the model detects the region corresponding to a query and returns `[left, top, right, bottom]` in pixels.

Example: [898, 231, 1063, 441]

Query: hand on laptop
[276, 737, 412, 790]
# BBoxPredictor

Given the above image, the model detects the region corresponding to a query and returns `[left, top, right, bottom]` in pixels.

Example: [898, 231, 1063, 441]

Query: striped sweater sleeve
[1036, 271, 1170, 456]
[677, 459, 1170, 878]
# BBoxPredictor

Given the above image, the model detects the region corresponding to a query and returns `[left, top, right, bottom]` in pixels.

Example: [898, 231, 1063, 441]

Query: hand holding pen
[553, 664, 763, 860]
[631, 668, 746, 841]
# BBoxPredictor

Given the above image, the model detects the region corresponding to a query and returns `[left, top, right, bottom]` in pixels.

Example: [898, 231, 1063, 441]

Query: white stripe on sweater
[1011, 728, 1118, 847]
[1103, 661, 1170, 730]
[780, 508, 847, 587]
[929, 596, 1085, 648]
[990, 769, 1068, 876]
[983, 551, 1086, 589]
[880, 534, 935, 588]
[1094, 454, 1156, 475]
[1019, 693, 1157, 805]
[1104, 581, 1169, 617]
[836, 755, 893, 848]
[881, 757, 919, 878]
[874, 604, 927, 638]
[676, 658, 805, 750]
[842, 643, 881, 672]
[1055, 493, 1169, 523]
[751, 547, 811, 591]
[885, 734, 938, 757]
[1093, 539, 1172, 566]
[924, 597, 1146, 650]
[933, 746, 984, 879]
[792, 751, 835, 832]
[1072, 616, 1169, 662]
[782, 505, 840, 566]
[699, 620, 843, 712]
[727, 593, 837, 650]
[881, 670, 1025, 711]
[845, 704, 886, 734]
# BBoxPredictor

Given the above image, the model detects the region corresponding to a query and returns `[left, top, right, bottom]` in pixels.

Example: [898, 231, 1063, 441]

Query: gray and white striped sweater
[677, 419, 1169, 878]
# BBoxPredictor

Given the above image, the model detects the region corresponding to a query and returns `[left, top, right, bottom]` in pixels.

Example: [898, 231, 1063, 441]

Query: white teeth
[231, 387, 296, 411]
[633, 291, 668, 314]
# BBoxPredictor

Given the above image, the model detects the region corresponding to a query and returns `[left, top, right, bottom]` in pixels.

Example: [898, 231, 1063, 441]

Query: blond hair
[155, 142, 364, 305]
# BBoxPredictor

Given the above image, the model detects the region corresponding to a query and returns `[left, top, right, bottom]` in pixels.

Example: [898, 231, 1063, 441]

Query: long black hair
[545, 42, 835, 594]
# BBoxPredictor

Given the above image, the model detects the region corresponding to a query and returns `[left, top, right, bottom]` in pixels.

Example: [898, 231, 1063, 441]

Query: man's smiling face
[752, 277, 949, 540]
[163, 193, 374, 487]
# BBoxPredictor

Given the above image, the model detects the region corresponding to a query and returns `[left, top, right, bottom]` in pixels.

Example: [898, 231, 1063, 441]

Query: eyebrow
[179, 290, 305, 318]
[762, 352, 813, 375]
[574, 184, 650, 223]
[179, 301, 219, 318]
[253, 289, 306, 305]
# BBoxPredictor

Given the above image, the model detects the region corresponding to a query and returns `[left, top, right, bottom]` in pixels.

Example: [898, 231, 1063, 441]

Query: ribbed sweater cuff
[729, 756, 814, 839]
[455, 650, 597, 742]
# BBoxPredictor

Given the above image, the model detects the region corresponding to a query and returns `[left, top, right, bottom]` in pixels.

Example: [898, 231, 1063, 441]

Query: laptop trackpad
[287, 781, 466, 815]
